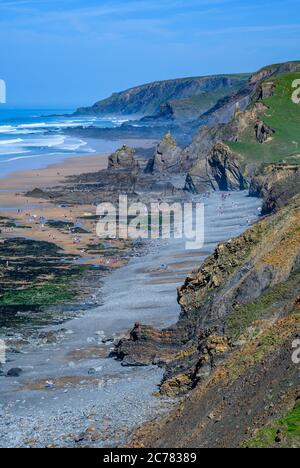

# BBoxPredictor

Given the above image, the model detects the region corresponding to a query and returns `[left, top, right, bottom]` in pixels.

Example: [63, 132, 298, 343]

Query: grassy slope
[78, 74, 250, 116]
[169, 77, 248, 118]
[242, 401, 300, 448]
[228, 72, 300, 164]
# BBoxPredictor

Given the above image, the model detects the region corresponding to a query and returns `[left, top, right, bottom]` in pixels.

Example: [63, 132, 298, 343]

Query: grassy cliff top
[76, 73, 250, 118]
[228, 72, 300, 165]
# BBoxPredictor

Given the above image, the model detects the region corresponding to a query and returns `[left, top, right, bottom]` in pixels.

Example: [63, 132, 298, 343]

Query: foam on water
[0, 108, 128, 176]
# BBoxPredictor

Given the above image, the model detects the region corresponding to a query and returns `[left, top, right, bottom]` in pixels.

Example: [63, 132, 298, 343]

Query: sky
[0, 0, 300, 108]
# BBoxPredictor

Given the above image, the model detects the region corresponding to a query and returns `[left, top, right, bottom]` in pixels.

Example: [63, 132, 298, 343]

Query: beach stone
[7, 368, 23, 377]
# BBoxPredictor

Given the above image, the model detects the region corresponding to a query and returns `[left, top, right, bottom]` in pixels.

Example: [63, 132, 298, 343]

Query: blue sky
[1, 0, 300, 108]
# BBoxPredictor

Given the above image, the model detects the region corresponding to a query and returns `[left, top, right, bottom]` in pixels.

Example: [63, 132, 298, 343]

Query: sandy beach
[0, 152, 129, 261]
[0, 145, 265, 448]
[0, 152, 109, 195]
[0, 138, 157, 259]
[0, 189, 262, 447]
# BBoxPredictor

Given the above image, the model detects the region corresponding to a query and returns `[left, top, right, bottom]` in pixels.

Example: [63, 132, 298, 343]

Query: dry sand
[0, 152, 109, 194]
[0, 152, 127, 263]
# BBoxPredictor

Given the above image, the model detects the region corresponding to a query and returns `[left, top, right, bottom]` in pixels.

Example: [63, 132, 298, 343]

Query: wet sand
[0, 191, 262, 447]
[0, 153, 127, 261]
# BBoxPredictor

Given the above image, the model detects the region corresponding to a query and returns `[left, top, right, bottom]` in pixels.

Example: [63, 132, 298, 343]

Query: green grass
[0, 264, 89, 307]
[0, 281, 77, 306]
[170, 79, 248, 118]
[242, 402, 300, 448]
[228, 72, 300, 164]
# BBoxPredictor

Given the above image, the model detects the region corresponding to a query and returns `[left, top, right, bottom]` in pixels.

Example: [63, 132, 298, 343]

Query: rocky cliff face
[121, 194, 300, 448]
[249, 61, 300, 85]
[250, 164, 300, 214]
[207, 143, 248, 191]
[115, 193, 300, 375]
[182, 142, 249, 193]
[255, 121, 275, 143]
[75, 74, 249, 120]
[183, 64, 300, 196]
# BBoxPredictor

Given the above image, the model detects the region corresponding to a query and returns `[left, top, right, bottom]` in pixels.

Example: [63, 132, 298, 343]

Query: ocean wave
[0, 138, 23, 145]
[0, 115, 126, 138]
[0, 134, 94, 157]
[16, 120, 96, 130]
[0, 153, 41, 162]
[0, 125, 15, 133]
[0, 149, 30, 157]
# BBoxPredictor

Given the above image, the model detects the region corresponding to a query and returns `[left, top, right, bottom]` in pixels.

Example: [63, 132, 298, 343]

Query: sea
[0, 107, 128, 177]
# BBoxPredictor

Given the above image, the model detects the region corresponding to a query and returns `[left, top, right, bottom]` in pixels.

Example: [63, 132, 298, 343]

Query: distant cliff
[75, 74, 249, 121]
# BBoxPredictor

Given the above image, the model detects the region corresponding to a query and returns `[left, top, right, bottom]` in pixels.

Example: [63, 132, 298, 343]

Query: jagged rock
[184, 174, 199, 194]
[114, 194, 300, 401]
[262, 171, 300, 214]
[249, 164, 300, 214]
[255, 121, 275, 143]
[184, 162, 213, 194]
[250, 61, 300, 85]
[130, 322, 142, 342]
[112, 324, 180, 367]
[24, 188, 53, 200]
[146, 133, 182, 174]
[258, 81, 276, 99]
[207, 143, 248, 191]
[108, 145, 140, 172]
[181, 125, 228, 174]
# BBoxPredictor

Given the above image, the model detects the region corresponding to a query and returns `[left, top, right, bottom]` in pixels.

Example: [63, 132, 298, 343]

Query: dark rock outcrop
[184, 142, 249, 194]
[25, 143, 186, 206]
[7, 368, 23, 377]
[108, 145, 140, 172]
[257, 80, 276, 99]
[24, 188, 54, 200]
[250, 163, 300, 214]
[207, 143, 248, 191]
[255, 121, 275, 143]
[145, 133, 182, 174]
[250, 61, 300, 85]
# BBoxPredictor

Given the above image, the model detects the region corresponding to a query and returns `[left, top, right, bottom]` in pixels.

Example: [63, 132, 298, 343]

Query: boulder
[7, 368, 23, 377]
